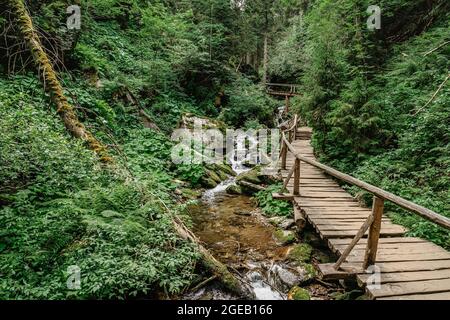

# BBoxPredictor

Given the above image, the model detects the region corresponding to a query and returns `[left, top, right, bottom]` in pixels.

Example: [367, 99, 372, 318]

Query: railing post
[293, 158, 300, 196]
[281, 140, 287, 170]
[363, 196, 384, 269]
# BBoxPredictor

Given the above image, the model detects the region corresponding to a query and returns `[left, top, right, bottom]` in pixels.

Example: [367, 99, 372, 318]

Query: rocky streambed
[182, 169, 350, 300]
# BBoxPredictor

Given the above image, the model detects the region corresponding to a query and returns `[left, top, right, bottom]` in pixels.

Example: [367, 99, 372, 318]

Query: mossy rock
[202, 177, 218, 188]
[273, 229, 296, 245]
[300, 263, 317, 282]
[181, 188, 202, 199]
[288, 286, 310, 300]
[268, 216, 284, 226]
[216, 169, 229, 181]
[216, 163, 236, 176]
[330, 290, 364, 300]
[226, 184, 242, 195]
[207, 170, 223, 184]
[236, 166, 263, 184]
[287, 244, 313, 263]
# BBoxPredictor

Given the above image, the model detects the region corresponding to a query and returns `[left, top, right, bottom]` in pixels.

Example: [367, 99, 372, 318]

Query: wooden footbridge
[274, 115, 450, 300]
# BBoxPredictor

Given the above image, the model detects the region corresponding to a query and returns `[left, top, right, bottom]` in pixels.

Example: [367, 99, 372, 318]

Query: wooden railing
[279, 115, 450, 273]
[266, 83, 301, 96]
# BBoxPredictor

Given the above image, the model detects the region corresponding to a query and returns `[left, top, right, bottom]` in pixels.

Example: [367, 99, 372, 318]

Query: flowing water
[186, 150, 294, 300]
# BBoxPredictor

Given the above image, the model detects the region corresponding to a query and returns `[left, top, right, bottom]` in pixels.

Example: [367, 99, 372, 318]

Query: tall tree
[7, 0, 111, 162]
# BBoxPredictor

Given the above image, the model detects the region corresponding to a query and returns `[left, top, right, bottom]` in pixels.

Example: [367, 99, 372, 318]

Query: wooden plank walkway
[281, 127, 450, 300]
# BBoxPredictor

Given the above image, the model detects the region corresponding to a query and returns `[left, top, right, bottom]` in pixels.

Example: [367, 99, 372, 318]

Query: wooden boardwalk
[280, 127, 450, 300]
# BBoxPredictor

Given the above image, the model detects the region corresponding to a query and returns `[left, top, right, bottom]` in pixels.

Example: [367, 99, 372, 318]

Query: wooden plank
[315, 224, 404, 231]
[367, 278, 450, 299]
[272, 193, 294, 201]
[341, 260, 450, 273]
[333, 243, 445, 255]
[358, 270, 450, 284]
[378, 292, 450, 300]
[347, 252, 450, 263]
[321, 229, 405, 238]
[317, 263, 356, 280]
[329, 237, 426, 245]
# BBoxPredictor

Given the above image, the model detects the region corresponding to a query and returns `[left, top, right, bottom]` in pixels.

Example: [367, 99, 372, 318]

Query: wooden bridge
[266, 83, 302, 97]
[274, 115, 450, 300]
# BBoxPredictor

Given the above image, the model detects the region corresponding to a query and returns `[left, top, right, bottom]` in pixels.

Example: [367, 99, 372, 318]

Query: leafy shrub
[255, 184, 293, 217]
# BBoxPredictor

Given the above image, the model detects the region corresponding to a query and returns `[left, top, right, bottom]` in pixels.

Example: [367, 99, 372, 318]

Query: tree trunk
[263, 33, 268, 85]
[8, 0, 111, 162]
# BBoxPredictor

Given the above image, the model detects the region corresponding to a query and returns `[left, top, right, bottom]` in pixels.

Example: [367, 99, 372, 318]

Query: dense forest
[0, 0, 448, 300]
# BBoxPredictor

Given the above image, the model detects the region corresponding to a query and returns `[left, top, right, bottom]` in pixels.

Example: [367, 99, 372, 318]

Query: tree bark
[8, 0, 111, 162]
[263, 33, 268, 85]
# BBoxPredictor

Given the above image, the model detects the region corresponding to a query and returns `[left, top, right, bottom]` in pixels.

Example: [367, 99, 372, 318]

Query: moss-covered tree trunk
[8, 0, 111, 162]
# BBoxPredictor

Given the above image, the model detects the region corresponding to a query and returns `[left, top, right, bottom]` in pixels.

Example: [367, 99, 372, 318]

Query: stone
[268, 217, 284, 226]
[226, 184, 242, 195]
[181, 188, 202, 199]
[236, 166, 263, 185]
[272, 266, 300, 290]
[287, 244, 313, 263]
[279, 218, 295, 230]
[201, 177, 218, 188]
[288, 286, 311, 300]
[273, 229, 296, 246]
[234, 210, 252, 216]
[207, 170, 223, 184]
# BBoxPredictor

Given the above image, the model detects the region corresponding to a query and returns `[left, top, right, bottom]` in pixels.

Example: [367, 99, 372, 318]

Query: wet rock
[273, 229, 296, 246]
[239, 181, 265, 195]
[215, 163, 236, 176]
[202, 177, 219, 188]
[270, 265, 301, 291]
[287, 244, 313, 263]
[288, 286, 311, 300]
[207, 170, 223, 184]
[234, 209, 252, 216]
[236, 167, 263, 185]
[226, 184, 242, 195]
[268, 217, 284, 226]
[279, 218, 295, 230]
[296, 263, 317, 284]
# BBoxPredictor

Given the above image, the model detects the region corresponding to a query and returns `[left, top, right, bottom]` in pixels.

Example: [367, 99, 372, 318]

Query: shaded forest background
[0, 0, 448, 299]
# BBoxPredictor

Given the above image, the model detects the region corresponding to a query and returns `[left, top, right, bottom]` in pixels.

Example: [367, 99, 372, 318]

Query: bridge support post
[363, 196, 384, 269]
[293, 158, 300, 196]
[285, 95, 290, 112]
[281, 141, 287, 170]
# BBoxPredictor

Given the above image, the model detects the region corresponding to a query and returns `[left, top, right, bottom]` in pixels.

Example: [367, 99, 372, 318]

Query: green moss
[226, 184, 242, 195]
[236, 166, 262, 184]
[273, 229, 296, 245]
[181, 188, 202, 199]
[288, 286, 310, 300]
[287, 244, 313, 263]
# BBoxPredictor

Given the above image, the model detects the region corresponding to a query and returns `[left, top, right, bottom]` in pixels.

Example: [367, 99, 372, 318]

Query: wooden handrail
[280, 131, 450, 230]
[266, 83, 301, 88]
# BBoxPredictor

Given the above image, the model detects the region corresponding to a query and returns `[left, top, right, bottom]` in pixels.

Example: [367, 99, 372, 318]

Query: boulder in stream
[226, 184, 243, 195]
